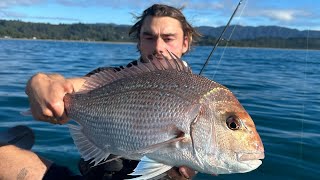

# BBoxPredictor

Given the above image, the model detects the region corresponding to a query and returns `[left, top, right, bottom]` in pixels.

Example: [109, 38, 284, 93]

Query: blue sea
[0, 39, 319, 180]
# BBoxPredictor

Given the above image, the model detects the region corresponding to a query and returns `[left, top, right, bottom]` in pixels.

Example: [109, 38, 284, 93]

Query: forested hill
[198, 25, 320, 40]
[1, 20, 319, 50]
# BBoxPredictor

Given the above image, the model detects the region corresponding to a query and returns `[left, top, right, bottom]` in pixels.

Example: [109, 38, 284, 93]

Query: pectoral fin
[130, 135, 188, 155]
[68, 124, 111, 166]
[125, 134, 188, 179]
[128, 156, 172, 180]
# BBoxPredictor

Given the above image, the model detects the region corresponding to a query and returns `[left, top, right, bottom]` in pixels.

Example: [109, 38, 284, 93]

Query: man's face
[138, 16, 189, 61]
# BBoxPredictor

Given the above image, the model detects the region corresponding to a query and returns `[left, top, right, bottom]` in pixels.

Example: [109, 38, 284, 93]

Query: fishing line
[199, 0, 243, 76]
[211, 0, 248, 79]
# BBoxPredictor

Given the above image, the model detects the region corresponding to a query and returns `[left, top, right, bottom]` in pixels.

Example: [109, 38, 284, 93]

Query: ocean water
[0, 39, 319, 180]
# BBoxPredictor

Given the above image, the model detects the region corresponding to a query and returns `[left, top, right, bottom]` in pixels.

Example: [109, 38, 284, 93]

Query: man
[0, 4, 201, 179]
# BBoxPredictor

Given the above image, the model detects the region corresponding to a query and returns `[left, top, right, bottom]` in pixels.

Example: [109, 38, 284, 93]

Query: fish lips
[237, 151, 265, 161]
[237, 152, 265, 170]
[236, 152, 265, 172]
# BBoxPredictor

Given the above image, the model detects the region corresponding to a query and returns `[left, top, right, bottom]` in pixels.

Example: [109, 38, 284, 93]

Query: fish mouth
[237, 151, 265, 161]
[236, 152, 264, 172]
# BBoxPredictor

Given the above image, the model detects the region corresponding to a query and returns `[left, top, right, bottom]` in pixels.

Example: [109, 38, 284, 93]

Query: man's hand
[167, 166, 197, 179]
[25, 73, 84, 124]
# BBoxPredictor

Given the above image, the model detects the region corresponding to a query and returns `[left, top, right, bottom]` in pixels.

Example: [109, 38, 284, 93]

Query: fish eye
[226, 116, 240, 130]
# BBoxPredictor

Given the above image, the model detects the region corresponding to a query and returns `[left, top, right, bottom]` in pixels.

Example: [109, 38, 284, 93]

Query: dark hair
[129, 4, 201, 53]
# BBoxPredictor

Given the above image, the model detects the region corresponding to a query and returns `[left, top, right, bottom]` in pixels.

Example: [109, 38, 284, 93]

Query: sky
[0, 0, 319, 31]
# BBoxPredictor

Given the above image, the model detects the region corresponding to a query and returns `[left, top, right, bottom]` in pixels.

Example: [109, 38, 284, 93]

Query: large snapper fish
[64, 54, 264, 179]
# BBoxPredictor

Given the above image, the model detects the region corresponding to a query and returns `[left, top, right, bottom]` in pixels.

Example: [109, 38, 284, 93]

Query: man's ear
[182, 35, 190, 54]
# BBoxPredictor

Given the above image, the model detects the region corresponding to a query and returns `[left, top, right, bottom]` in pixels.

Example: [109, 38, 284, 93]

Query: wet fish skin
[64, 57, 264, 178]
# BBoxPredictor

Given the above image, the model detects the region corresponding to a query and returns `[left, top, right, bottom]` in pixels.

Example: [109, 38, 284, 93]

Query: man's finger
[167, 167, 189, 180]
[64, 81, 75, 94]
[179, 166, 197, 179]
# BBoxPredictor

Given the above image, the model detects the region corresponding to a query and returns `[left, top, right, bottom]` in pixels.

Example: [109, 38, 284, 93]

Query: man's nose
[154, 38, 166, 54]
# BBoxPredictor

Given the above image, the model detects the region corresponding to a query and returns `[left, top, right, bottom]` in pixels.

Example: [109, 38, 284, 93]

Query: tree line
[0, 20, 132, 42]
[198, 36, 319, 50]
[0, 20, 319, 50]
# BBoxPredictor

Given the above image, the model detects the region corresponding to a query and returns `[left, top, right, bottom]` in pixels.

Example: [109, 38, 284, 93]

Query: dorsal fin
[78, 51, 191, 93]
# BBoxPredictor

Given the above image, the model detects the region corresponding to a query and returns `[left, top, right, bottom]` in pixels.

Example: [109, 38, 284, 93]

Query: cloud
[261, 10, 299, 22]
[0, 9, 79, 22]
[0, 10, 27, 18]
[1, 0, 318, 30]
[0, 0, 81, 23]
[56, 0, 145, 8]
[192, 17, 211, 25]
[56, 0, 87, 7]
[29, 16, 80, 22]
[244, 6, 313, 22]
[0, 0, 43, 9]
[0, 0, 226, 13]
[162, 0, 224, 10]
[0, 0, 44, 20]
[242, 0, 315, 23]
[239, 4, 317, 30]
[55, 0, 225, 11]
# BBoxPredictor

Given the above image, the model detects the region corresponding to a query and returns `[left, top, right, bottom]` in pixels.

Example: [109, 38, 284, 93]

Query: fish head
[194, 86, 264, 174]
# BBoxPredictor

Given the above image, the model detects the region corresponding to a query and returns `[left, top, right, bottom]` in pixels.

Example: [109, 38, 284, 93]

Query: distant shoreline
[2, 19, 319, 50]
[1, 37, 318, 52]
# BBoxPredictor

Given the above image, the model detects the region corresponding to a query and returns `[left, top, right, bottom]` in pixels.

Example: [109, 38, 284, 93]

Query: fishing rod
[199, 0, 243, 75]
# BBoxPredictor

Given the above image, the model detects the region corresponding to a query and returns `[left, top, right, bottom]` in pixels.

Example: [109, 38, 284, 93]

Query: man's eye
[164, 38, 173, 42]
[144, 36, 154, 40]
